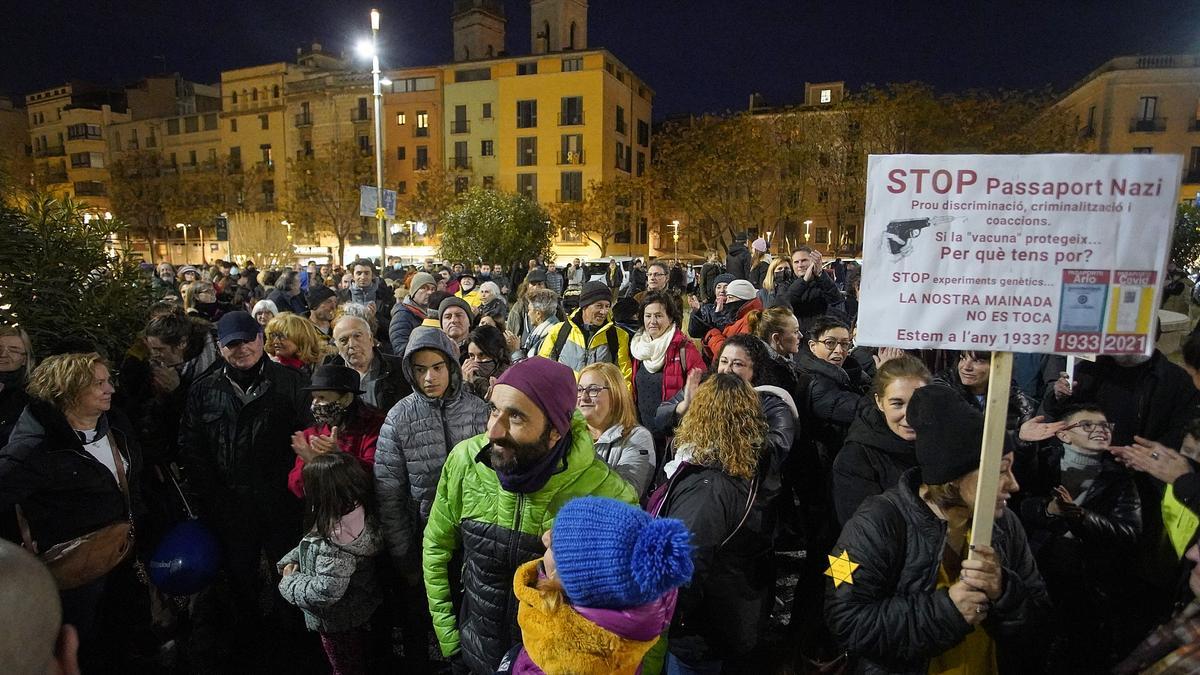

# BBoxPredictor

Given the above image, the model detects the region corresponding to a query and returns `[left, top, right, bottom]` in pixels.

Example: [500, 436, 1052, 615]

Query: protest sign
[857, 154, 1182, 356]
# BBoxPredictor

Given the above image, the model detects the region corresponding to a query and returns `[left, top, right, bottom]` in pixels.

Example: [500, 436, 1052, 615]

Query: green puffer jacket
[423, 412, 637, 674]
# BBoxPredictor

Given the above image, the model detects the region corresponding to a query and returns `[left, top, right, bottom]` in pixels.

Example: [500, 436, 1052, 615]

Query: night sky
[3, 0, 1198, 119]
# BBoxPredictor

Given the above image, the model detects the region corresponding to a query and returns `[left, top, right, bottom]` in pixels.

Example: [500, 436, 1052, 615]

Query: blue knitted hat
[551, 496, 694, 609]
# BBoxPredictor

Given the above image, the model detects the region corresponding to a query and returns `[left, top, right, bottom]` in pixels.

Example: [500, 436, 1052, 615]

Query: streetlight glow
[355, 40, 374, 59]
[370, 8, 380, 31]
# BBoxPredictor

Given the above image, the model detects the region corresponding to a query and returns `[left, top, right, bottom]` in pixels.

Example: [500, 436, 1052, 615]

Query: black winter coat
[795, 348, 869, 463]
[748, 260, 769, 289]
[832, 401, 917, 525]
[178, 358, 310, 537]
[659, 460, 777, 663]
[725, 243, 751, 281]
[0, 399, 144, 552]
[782, 272, 842, 329]
[267, 289, 309, 315]
[0, 381, 29, 446]
[826, 468, 1051, 675]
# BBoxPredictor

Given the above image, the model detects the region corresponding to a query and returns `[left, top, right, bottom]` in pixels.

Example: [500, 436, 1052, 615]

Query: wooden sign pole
[967, 351, 1014, 558]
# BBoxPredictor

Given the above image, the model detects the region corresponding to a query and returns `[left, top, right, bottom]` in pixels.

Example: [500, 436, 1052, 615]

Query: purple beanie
[494, 356, 577, 437]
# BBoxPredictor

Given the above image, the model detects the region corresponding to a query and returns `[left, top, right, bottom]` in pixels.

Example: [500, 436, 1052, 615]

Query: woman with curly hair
[265, 313, 329, 377]
[651, 372, 775, 673]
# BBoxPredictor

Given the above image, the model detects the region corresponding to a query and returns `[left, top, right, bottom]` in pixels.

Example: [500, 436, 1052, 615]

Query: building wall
[384, 67, 445, 197]
[0, 98, 32, 198]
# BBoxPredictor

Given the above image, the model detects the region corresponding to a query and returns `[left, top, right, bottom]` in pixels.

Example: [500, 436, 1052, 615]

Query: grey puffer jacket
[277, 516, 382, 633]
[592, 423, 655, 497]
[374, 327, 489, 564]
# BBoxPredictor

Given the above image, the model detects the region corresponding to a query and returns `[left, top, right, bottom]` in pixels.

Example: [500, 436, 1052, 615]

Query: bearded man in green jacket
[422, 356, 637, 674]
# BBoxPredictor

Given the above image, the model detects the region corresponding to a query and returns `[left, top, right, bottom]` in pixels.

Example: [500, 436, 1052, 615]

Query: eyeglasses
[267, 332, 289, 341]
[814, 338, 854, 352]
[1064, 420, 1115, 435]
[577, 385, 609, 399]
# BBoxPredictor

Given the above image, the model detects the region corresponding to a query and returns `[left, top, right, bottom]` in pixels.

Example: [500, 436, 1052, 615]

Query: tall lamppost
[358, 9, 387, 267]
[176, 223, 189, 264]
[670, 220, 680, 265]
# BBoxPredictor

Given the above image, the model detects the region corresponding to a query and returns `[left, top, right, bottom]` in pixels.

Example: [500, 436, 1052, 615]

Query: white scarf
[630, 324, 676, 373]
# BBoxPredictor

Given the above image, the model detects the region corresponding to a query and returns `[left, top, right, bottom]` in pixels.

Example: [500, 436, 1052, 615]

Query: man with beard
[423, 357, 636, 674]
[306, 285, 338, 340]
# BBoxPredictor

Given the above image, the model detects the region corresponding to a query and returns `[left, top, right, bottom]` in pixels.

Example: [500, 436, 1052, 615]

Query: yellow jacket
[537, 312, 633, 383]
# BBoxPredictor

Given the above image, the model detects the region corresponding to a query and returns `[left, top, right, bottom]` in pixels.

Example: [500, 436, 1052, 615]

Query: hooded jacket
[825, 468, 1051, 675]
[725, 242, 751, 281]
[538, 310, 633, 383]
[423, 413, 637, 674]
[832, 401, 918, 525]
[374, 329, 488, 565]
[277, 513, 382, 633]
[701, 297, 763, 360]
[503, 559, 675, 674]
[388, 297, 428, 357]
[0, 399, 144, 552]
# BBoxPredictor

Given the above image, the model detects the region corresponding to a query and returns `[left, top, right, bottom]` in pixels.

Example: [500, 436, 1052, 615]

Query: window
[516, 173, 537, 200]
[208, 148, 217, 163]
[262, 180, 275, 207]
[182, 116, 197, 133]
[560, 96, 583, 125]
[820, 89, 832, 104]
[605, 62, 614, 75]
[517, 100, 537, 128]
[517, 62, 538, 76]
[560, 171, 583, 202]
[517, 137, 537, 166]
[146, 132, 157, 148]
[396, 146, 406, 160]
[416, 111, 429, 137]
[481, 139, 494, 157]
[560, 134, 583, 164]
[259, 114, 269, 130]
[397, 180, 407, 195]
[615, 141, 626, 170]
[251, 88, 258, 102]
[1086, 106, 1096, 128]
[260, 144, 273, 165]
[183, 150, 194, 166]
[452, 105, 468, 133]
[389, 77, 437, 93]
[229, 146, 241, 169]
[483, 176, 495, 190]
[1139, 96, 1158, 120]
[396, 112, 407, 125]
[1133, 147, 1153, 154]
[230, 118, 238, 132]
[301, 141, 313, 159]
[358, 135, 371, 155]
[128, 128, 138, 149]
[272, 85, 280, 98]
[637, 120, 649, 147]
[416, 146, 429, 170]
[203, 113, 218, 131]
[231, 91, 238, 105]
[70, 152, 104, 168]
[454, 68, 491, 83]
[169, 152, 178, 166]
[73, 181, 106, 197]
[482, 102, 492, 119]
[815, 227, 830, 244]
[616, 106, 626, 134]
[356, 98, 369, 123]
[818, 189, 829, 202]
[455, 176, 469, 194]
[166, 119, 180, 135]
[562, 57, 582, 72]
[454, 141, 469, 169]
[636, 151, 645, 176]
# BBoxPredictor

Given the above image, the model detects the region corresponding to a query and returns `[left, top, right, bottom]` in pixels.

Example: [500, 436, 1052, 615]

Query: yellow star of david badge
[825, 550, 859, 588]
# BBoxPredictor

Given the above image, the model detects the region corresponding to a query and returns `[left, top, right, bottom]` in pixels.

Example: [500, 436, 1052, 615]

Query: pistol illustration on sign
[884, 216, 954, 258]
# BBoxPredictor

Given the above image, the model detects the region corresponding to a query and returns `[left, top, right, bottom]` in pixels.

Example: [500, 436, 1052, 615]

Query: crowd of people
[2, 239, 1200, 675]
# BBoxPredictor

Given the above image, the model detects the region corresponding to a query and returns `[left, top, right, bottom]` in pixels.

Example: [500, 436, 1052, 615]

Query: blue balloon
[148, 519, 221, 596]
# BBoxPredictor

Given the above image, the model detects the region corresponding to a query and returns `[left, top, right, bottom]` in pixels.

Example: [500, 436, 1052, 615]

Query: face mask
[1112, 353, 1152, 367]
[473, 360, 499, 379]
[393, 263, 403, 270]
[312, 400, 349, 426]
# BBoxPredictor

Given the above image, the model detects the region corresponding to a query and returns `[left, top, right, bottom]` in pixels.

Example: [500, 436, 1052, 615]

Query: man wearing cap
[439, 296, 474, 358]
[178, 311, 312, 662]
[287, 364, 386, 498]
[455, 272, 482, 308]
[538, 280, 633, 383]
[306, 285, 338, 340]
[507, 268, 551, 341]
[389, 271, 436, 357]
[825, 384, 1049, 674]
[423, 356, 636, 674]
[725, 232, 751, 281]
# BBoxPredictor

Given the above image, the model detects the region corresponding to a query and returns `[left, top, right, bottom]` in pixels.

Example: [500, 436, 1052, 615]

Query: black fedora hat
[301, 364, 365, 394]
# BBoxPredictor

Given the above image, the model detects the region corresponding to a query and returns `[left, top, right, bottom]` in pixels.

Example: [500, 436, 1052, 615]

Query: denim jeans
[666, 653, 723, 675]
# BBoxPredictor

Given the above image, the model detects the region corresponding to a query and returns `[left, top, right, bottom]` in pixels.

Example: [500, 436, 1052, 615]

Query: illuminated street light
[803, 219, 813, 244]
[176, 223, 189, 264]
[358, 8, 388, 266]
[670, 219, 681, 265]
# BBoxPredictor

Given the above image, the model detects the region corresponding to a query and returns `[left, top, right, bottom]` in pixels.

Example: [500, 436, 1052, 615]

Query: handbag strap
[719, 475, 759, 548]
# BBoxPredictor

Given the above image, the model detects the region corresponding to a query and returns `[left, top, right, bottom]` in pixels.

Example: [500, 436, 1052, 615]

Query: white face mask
[1111, 353, 1152, 367]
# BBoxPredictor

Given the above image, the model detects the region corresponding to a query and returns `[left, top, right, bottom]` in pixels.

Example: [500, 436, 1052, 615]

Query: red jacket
[632, 328, 704, 409]
[287, 402, 386, 498]
[703, 297, 763, 359]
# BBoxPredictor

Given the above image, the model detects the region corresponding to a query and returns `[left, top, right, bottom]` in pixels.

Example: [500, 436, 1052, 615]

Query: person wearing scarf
[629, 291, 703, 438]
[421, 357, 637, 674]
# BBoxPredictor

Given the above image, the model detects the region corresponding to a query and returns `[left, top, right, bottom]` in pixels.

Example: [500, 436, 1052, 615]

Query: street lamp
[359, 9, 388, 267]
[176, 223, 188, 264]
[670, 220, 680, 265]
[803, 219, 813, 244]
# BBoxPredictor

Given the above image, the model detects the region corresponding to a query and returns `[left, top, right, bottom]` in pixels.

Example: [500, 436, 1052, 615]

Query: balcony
[256, 160, 275, 172]
[452, 156, 472, 170]
[350, 110, 371, 124]
[35, 145, 65, 158]
[1129, 117, 1166, 133]
[295, 113, 313, 127]
[414, 126, 429, 138]
[73, 182, 107, 197]
[40, 170, 68, 184]
[558, 112, 585, 126]
[557, 150, 585, 165]
[450, 120, 470, 134]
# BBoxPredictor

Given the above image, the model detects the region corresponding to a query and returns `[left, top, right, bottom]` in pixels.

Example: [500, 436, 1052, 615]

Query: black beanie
[579, 280, 612, 309]
[906, 384, 1006, 484]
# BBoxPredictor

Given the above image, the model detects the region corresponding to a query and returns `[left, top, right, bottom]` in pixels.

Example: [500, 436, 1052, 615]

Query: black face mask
[473, 360, 499, 380]
[312, 400, 349, 427]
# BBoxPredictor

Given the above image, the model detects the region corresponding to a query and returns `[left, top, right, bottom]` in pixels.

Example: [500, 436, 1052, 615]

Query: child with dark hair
[278, 452, 381, 675]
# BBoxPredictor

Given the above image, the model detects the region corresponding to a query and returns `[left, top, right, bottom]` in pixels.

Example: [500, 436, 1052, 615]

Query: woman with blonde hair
[756, 256, 794, 306]
[578, 362, 655, 497]
[0, 352, 142, 667]
[651, 372, 776, 673]
[266, 313, 329, 376]
[0, 325, 35, 443]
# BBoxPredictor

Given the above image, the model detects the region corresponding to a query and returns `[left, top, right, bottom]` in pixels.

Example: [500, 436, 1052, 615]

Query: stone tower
[452, 0, 506, 62]
[530, 0, 587, 54]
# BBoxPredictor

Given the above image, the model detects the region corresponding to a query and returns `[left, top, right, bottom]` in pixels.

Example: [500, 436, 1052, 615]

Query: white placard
[857, 154, 1181, 356]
